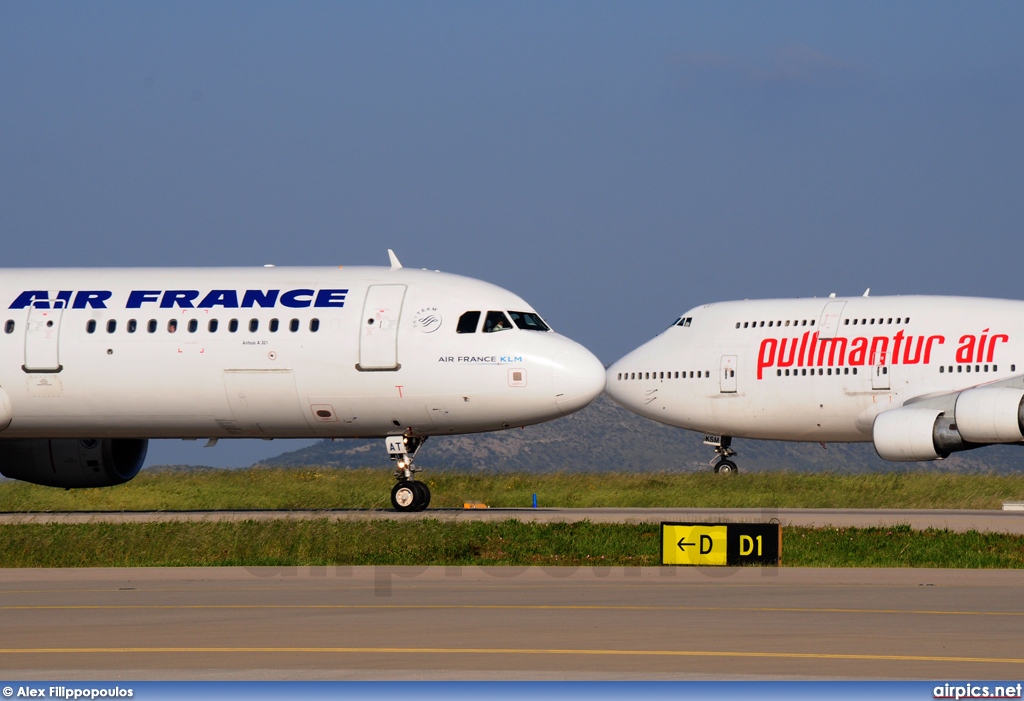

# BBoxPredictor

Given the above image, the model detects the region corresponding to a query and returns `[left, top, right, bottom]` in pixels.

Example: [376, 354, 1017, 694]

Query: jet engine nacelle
[872, 408, 981, 462]
[0, 438, 147, 488]
[873, 387, 1024, 462]
[954, 387, 1024, 444]
[873, 408, 946, 461]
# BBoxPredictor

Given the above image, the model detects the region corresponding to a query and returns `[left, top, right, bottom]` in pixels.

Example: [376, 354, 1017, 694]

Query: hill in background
[260, 396, 1024, 475]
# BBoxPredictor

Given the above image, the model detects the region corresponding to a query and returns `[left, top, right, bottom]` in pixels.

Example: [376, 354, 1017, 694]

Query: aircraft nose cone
[604, 357, 639, 411]
[552, 341, 606, 415]
[604, 363, 625, 405]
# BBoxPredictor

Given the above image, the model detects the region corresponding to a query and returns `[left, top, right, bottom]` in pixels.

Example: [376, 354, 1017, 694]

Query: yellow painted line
[0, 646, 1020, 665]
[1, 603, 1022, 618]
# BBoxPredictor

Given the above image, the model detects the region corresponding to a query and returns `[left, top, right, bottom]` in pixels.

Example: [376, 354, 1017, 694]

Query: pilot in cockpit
[484, 311, 511, 332]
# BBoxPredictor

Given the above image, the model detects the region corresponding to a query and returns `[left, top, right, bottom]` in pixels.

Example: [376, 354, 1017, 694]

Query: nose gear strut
[386, 434, 431, 511]
[705, 435, 739, 475]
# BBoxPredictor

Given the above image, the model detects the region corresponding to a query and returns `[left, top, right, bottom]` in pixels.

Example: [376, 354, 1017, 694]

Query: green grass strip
[3, 468, 1024, 511]
[1, 521, 1023, 568]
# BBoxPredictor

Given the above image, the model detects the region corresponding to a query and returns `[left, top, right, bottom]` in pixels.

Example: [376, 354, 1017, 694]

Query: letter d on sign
[700, 534, 713, 554]
[740, 535, 753, 556]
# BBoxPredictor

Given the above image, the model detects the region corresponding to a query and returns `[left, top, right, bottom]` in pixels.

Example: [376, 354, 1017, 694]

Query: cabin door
[719, 355, 738, 393]
[358, 284, 407, 371]
[23, 306, 64, 373]
[871, 348, 891, 391]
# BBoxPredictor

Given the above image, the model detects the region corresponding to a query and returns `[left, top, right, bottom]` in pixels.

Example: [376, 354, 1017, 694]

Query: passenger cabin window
[127, 319, 137, 333]
[509, 311, 550, 331]
[289, 318, 299, 332]
[107, 320, 116, 333]
[229, 319, 239, 333]
[457, 311, 481, 334]
[483, 311, 512, 333]
[249, 319, 259, 332]
[209, 319, 219, 333]
[309, 318, 320, 332]
[167, 319, 177, 333]
[86, 320, 96, 334]
[147, 320, 157, 333]
[4, 320, 13, 334]
[269, 318, 279, 332]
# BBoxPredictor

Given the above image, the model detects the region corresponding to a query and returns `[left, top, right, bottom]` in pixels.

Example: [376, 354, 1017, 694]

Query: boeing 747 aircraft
[0, 251, 605, 510]
[607, 293, 1024, 473]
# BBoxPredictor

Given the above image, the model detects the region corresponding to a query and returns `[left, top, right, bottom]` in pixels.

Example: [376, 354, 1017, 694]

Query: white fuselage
[0, 265, 605, 440]
[606, 295, 1024, 443]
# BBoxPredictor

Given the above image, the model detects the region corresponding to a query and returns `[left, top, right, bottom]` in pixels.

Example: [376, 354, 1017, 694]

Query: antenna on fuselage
[863, 288, 870, 297]
[388, 249, 403, 270]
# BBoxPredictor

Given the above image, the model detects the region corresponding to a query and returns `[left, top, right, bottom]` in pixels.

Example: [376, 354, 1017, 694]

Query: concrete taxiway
[2, 509, 1021, 680]
[1, 566, 1022, 680]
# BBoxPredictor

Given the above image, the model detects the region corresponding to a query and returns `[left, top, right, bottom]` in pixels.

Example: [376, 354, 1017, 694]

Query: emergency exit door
[358, 284, 407, 371]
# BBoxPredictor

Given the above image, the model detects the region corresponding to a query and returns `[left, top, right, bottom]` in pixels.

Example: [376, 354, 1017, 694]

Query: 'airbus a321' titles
[606, 292, 1024, 473]
[0, 251, 606, 511]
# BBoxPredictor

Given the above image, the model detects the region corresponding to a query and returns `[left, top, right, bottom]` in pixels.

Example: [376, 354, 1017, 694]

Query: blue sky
[3, 2, 1023, 466]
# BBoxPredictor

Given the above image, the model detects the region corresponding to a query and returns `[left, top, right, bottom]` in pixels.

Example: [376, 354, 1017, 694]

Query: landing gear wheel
[391, 480, 431, 511]
[707, 437, 738, 474]
[412, 480, 431, 510]
[714, 459, 738, 475]
[391, 482, 418, 511]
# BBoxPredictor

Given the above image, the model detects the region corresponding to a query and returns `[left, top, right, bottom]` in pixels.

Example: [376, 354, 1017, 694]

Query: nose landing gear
[713, 457, 738, 475]
[386, 434, 432, 511]
[705, 434, 739, 475]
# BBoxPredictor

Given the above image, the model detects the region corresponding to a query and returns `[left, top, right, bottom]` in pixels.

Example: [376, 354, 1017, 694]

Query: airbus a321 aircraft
[0, 251, 605, 510]
[606, 292, 1024, 473]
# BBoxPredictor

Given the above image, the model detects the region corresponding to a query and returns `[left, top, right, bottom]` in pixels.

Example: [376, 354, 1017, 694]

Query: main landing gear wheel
[391, 480, 430, 512]
[714, 459, 738, 475]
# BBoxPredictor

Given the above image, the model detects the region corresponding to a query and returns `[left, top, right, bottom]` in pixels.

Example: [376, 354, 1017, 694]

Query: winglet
[388, 249, 402, 270]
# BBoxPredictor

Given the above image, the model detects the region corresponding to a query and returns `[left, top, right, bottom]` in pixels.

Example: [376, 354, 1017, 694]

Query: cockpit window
[675, 317, 693, 327]
[483, 310, 512, 333]
[457, 311, 481, 334]
[508, 311, 550, 332]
